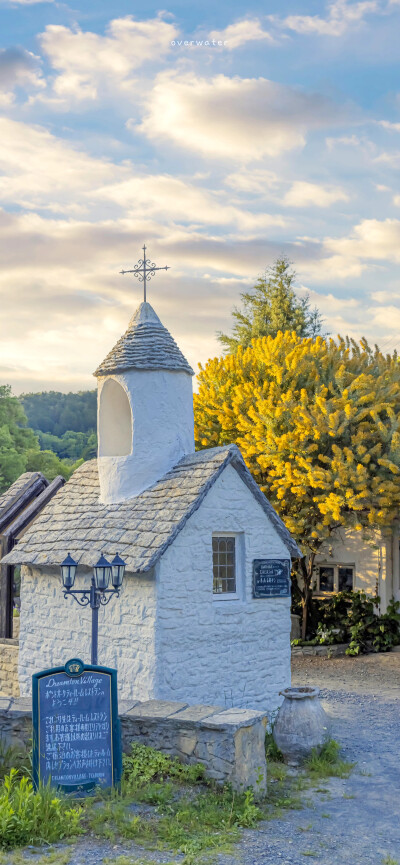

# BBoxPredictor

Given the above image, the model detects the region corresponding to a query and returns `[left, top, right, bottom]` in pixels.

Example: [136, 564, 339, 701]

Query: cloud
[138, 71, 344, 161]
[284, 180, 349, 207]
[0, 47, 44, 101]
[38, 15, 178, 105]
[319, 218, 400, 278]
[94, 174, 286, 231]
[209, 18, 274, 49]
[224, 168, 279, 194]
[0, 0, 52, 4]
[0, 118, 125, 212]
[272, 0, 379, 37]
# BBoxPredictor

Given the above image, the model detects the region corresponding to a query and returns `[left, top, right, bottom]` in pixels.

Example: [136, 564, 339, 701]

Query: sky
[1, 0, 400, 393]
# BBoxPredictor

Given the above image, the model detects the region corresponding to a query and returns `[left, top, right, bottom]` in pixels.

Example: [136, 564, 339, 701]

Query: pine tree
[218, 257, 323, 352]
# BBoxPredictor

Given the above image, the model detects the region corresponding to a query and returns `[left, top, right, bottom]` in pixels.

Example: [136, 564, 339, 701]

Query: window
[213, 536, 236, 596]
[317, 564, 354, 594]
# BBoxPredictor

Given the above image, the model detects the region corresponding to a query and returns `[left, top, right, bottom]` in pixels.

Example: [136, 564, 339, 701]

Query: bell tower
[94, 301, 195, 503]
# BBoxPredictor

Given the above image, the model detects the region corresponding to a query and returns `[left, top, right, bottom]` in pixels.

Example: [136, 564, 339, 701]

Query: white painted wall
[18, 565, 158, 699]
[97, 369, 194, 503]
[18, 465, 291, 713]
[315, 527, 386, 601]
[155, 464, 292, 714]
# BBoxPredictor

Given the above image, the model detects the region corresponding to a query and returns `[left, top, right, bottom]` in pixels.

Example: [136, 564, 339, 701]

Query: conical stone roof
[94, 302, 194, 377]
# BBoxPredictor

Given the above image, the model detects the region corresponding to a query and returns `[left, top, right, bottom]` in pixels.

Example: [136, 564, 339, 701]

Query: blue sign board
[252, 559, 291, 598]
[32, 659, 122, 794]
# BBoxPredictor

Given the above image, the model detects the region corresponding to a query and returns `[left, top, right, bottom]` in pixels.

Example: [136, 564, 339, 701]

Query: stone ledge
[0, 697, 268, 795]
[292, 643, 400, 657]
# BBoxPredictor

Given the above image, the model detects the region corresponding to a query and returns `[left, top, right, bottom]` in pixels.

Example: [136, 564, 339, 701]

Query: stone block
[169, 704, 222, 725]
[202, 708, 267, 730]
[125, 700, 188, 719]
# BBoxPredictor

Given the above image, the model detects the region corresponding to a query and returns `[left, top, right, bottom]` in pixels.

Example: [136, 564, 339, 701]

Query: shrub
[123, 742, 205, 790]
[0, 769, 82, 849]
[303, 591, 400, 655]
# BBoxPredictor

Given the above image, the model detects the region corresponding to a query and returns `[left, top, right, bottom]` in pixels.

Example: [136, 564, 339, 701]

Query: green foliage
[24, 449, 83, 483]
[303, 740, 354, 780]
[0, 770, 82, 849]
[20, 391, 96, 437]
[309, 590, 400, 654]
[37, 430, 97, 461]
[0, 742, 31, 783]
[265, 730, 284, 763]
[0, 386, 38, 493]
[218, 257, 322, 352]
[122, 742, 205, 788]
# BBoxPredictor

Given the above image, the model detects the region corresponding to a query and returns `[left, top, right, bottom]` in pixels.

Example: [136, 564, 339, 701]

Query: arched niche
[99, 378, 133, 457]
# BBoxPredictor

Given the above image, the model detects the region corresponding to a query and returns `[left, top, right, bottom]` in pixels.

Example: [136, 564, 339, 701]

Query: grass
[303, 740, 354, 780]
[0, 737, 355, 864]
[382, 858, 399, 865]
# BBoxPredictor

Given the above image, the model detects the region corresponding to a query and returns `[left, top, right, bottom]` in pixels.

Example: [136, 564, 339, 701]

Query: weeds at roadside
[303, 740, 354, 780]
[382, 857, 399, 865]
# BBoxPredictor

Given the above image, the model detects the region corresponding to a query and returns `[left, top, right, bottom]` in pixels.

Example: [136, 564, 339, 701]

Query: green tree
[194, 333, 400, 638]
[0, 386, 38, 492]
[25, 449, 83, 482]
[218, 257, 323, 352]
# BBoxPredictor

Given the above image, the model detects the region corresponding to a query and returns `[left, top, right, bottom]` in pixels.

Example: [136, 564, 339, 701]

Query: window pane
[338, 567, 353, 591]
[319, 566, 334, 592]
[213, 536, 236, 594]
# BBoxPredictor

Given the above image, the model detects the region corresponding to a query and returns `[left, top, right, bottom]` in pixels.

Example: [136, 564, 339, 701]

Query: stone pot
[272, 686, 330, 765]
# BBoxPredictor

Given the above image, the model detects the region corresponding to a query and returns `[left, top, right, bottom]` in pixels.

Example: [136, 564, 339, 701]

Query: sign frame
[32, 658, 122, 794]
[252, 558, 291, 599]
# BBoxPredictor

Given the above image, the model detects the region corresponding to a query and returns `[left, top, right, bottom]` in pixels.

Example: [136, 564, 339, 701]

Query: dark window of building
[212, 536, 236, 595]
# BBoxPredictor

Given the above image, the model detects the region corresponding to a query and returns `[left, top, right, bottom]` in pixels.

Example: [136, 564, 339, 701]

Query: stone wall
[156, 464, 292, 713]
[0, 639, 19, 697]
[0, 697, 267, 794]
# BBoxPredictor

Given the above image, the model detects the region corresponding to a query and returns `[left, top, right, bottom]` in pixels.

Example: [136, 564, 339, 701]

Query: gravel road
[221, 652, 400, 865]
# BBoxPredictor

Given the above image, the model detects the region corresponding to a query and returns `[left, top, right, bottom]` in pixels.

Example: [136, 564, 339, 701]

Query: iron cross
[120, 245, 170, 303]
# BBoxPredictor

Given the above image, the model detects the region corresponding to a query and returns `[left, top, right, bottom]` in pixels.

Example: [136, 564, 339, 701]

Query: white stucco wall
[315, 527, 383, 597]
[18, 465, 291, 713]
[155, 464, 292, 714]
[18, 565, 157, 699]
[97, 369, 194, 503]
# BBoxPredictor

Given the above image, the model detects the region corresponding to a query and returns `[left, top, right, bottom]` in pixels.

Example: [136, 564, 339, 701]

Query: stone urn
[273, 686, 330, 765]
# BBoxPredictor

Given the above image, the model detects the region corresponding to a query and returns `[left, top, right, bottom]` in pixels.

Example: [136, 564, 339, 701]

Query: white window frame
[212, 532, 242, 602]
[316, 562, 355, 595]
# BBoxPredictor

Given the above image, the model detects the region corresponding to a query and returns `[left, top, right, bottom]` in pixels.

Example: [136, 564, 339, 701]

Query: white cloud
[224, 168, 279, 194]
[272, 0, 379, 37]
[284, 180, 349, 208]
[38, 15, 178, 105]
[378, 120, 400, 131]
[95, 174, 286, 231]
[0, 47, 44, 101]
[209, 18, 274, 49]
[138, 71, 343, 162]
[321, 218, 400, 277]
[0, 118, 126, 212]
[0, 0, 52, 4]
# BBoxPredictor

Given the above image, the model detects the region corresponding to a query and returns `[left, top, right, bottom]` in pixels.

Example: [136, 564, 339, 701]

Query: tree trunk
[300, 554, 315, 640]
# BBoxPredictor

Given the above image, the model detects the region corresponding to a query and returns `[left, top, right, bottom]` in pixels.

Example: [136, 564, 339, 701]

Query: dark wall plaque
[32, 658, 122, 794]
[252, 559, 291, 598]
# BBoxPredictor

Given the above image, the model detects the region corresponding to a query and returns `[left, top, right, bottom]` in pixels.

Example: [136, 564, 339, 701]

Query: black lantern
[93, 554, 111, 591]
[111, 552, 126, 589]
[60, 553, 78, 589]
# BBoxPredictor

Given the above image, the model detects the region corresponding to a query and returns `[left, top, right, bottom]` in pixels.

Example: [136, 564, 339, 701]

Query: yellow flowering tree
[194, 333, 400, 637]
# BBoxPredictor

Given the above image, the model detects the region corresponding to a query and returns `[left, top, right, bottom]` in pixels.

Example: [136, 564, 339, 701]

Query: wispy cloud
[208, 18, 274, 49]
[284, 180, 350, 208]
[272, 0, 379, 38]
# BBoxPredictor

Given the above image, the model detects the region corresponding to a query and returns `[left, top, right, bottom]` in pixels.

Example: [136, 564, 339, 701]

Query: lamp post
[60, 552, 126, 666]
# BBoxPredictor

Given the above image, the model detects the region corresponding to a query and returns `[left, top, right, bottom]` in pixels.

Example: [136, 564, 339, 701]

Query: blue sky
[1, 0, 400, 392]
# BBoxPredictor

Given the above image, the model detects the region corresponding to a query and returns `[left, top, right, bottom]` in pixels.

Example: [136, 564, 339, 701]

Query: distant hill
[20, 390, 97, 436]
[19, 390, 97, 463]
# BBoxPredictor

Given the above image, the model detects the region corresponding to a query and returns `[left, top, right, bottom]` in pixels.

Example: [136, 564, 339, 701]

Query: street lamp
[60, 552, 126, 666]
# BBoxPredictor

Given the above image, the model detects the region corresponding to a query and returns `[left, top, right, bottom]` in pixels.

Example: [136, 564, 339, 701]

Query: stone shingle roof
[94, 302, 194, 377]
[2, 445, 300, 571]
[0, 473, 44, 519]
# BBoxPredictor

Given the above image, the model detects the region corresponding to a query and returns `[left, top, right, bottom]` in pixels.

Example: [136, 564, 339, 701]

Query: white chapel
[3, 294, 300, 712]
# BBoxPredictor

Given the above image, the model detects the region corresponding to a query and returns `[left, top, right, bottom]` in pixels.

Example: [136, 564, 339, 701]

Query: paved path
[225, 653, 400, 865]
